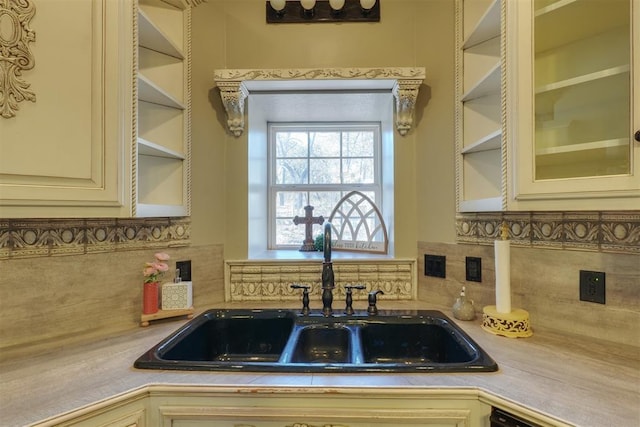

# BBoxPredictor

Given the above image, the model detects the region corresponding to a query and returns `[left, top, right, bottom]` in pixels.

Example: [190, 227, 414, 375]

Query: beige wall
[190, 0, 458, 256]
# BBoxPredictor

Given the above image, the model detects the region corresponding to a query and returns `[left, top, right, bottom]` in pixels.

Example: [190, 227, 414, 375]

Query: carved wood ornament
[0, 0, 36, 118]
[213, 67, 426, 137]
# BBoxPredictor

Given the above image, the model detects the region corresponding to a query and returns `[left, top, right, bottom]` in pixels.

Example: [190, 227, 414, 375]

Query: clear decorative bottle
[453, 286, 476, 321]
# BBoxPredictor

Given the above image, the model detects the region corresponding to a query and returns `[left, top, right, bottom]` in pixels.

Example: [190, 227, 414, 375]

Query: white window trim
[247, 87, 396, 259]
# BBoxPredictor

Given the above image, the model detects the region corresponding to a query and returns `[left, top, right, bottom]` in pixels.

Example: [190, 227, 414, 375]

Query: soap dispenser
[453, 286, 476, 321]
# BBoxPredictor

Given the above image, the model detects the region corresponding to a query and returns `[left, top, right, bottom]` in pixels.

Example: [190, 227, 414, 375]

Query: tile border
[0, 218, 191, 259]
[456, 211, 639, 254]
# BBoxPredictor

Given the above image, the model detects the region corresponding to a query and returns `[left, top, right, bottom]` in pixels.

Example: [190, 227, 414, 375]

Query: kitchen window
[268, 123, 382, 249]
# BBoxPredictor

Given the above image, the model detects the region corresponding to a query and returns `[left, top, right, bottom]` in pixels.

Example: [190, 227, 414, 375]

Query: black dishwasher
[491, 408, 539, 427]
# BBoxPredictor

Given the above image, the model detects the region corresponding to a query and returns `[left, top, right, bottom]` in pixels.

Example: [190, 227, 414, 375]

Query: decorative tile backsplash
[226, 259, 416, 302]
[456, 211, 639, 254]
[0, 217, 191, 259]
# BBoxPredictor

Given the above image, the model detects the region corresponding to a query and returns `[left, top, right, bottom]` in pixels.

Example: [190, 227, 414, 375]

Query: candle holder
[481, 306, 532, 338]
[482, 221, 532, 338]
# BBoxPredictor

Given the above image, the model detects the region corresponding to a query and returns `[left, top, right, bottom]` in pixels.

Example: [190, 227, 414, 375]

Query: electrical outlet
[176, 260, 192, 281]
[579, 270, 605, 304]
[465, 257, 482, 282]
[424, 254, 446, 278]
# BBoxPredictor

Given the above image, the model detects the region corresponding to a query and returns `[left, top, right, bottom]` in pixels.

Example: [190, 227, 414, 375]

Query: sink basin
[287, 325, 352, 363]
[134, 309, 497, 373]
[360, 322, 476, 364]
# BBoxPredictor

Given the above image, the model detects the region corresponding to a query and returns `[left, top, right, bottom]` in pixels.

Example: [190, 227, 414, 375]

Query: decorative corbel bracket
[216, 80, 249, 137]
[392, 79, 423, 136]
[214, 67, 425, 137]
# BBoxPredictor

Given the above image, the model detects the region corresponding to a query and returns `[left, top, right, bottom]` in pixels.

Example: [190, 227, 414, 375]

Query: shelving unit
[456, 0, 504, 212]
[135, 0, 190, 217]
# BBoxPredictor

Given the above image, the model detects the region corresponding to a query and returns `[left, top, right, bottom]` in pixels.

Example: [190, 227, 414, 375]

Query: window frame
[267, 122, 383, 250]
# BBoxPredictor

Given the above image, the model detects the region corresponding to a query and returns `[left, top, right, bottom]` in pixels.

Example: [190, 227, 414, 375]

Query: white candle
[494, 225, 511, 314]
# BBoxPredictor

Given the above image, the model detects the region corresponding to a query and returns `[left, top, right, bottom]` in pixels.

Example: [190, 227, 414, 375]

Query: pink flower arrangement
[143, 252, 170, 284]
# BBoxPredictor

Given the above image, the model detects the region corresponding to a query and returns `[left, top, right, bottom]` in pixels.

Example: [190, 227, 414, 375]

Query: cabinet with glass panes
[509, 0, 639, 210]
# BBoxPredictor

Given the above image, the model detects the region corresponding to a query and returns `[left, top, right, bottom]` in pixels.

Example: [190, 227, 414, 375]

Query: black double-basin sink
[134, 309, 498, 373]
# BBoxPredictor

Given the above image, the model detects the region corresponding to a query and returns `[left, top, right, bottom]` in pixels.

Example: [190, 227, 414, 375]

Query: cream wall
[190, 0, 458, 256]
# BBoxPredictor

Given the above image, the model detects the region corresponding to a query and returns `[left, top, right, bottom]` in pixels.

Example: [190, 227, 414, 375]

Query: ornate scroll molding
[456, 211, 640, 254]
[0, 217, 190, 259]
[225, 259, 416, 302]
[0, 0, 36, 118]
[213, 67, 426, 137]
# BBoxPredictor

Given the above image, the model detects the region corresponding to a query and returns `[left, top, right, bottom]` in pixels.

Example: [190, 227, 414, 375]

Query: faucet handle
[344, 284, 366, 315]
[367, 289, 384, 315]
[291, 284, 310, 315]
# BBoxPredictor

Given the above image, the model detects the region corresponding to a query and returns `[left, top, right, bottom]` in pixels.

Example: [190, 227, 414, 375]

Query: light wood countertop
[1, 302, 638, 426]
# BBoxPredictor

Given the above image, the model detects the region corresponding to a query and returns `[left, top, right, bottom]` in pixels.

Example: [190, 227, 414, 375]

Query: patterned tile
[456, 211, 638, 254]
[455, 214, 477, 243]
[168, 217, 191, 246]
[476, 213, 503, 244]
[531, 213, 563, 249]
[10, 220, 50, 258]
[563, 212, 600, 251]
[0, 220, 11, 259]
[601, 212, 640, 253]
[49, 220, 86, 256]
[1, 217, 191, 259]
[85, 219, 118, 253]
[503, 212, 532, 246]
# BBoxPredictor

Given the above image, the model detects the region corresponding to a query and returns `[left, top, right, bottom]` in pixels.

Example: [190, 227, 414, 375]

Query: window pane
[275, 191, 308, 219]
[276, 159, 308, 184]
[310, 132, 340, 157]
[276, 218, 305, 245]
[276, 132, 308, 157]
[310, 158, 340, 184]
[343, 131, 374, 157]
[309, 191, 342, 218]
[343, 158, 374, 184]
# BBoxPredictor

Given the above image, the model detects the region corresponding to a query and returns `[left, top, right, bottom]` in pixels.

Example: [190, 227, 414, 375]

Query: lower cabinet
[147, 390, 491, 427]
[40, 387, 560, 427]
[50, 396, 147, 427]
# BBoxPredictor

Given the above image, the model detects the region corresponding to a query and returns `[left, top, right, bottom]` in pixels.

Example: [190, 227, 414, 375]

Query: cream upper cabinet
[134, 0, 191, 217]
[0, 0, 134, 218]
[456, 0, 639, 212]
[509, 0, 639, 210]
[0, 0, 191, 218]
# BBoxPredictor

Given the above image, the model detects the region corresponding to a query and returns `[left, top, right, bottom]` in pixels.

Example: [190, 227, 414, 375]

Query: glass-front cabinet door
[510, 0, 639, 210]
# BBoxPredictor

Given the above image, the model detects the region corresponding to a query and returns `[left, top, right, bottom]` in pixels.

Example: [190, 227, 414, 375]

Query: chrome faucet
[321, 222, 334, 316]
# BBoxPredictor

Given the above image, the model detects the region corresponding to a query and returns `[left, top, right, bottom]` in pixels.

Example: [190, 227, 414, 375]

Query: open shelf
[459, 197, 502, 213]
[463, 0, 501, 49]
[138, 137, 185, 159]
[138, 74, 184, 109]
[138, 9, 183, 59]
[462, 129, 501, 154]
[462, 62, 500, 101]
